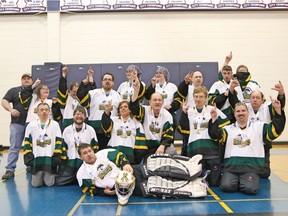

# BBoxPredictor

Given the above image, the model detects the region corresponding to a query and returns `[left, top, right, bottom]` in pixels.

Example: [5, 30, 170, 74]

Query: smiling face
[73, 110, 86, 126]
[149, 93, 163, 113]
[118, 101, 131, 118]
[37, 85, 49, 100]
[234, 103, 249, 126]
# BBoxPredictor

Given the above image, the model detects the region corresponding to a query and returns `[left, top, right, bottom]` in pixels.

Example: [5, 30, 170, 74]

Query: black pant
[202, 157, 221, 187]
[96, 133, 110, 150]
[181, 134, 189, 156]
[132, 165, 147, 196]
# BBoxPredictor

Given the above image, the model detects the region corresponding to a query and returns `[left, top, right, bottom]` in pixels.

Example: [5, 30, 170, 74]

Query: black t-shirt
[3, 86, 27, 125]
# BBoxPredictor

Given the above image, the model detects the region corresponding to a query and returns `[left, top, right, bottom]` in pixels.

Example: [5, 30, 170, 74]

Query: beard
[74, 119, 84, 126]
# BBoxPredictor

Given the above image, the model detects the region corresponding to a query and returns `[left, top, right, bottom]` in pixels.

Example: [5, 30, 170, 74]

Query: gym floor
[1, 146, 288, 216]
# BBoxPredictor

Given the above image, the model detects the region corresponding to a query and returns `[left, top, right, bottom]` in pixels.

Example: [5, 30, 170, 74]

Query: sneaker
[2, 171, 15, 179]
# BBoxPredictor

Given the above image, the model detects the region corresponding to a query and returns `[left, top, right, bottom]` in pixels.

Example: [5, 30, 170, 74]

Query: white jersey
[24, 119, 62, 158]
[26, 94, 53, 123]
[63, 123, 98, 159]
[185, 85, 196, 107]
[237, 81, 261, 103]
[77, 149, 121, 188]
[142, 106, 173, 142]
[88, 88, 122, 121]
[187, 105, 227, 143]
[107, 116, 145, 149]
[62, 95, 88, 120]
[223, 121, 265, 159]
[155, 82, 177, 108]
[247, 103, 271, 124]
[118, 81, 146, 102]
[209, 80, 242, 111]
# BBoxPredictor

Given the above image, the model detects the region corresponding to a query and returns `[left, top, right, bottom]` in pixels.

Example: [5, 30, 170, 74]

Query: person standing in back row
[77, 72, 122, 150]
[1, 73, 33, 179]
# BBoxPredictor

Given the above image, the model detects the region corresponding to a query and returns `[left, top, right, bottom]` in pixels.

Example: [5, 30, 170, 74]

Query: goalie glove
[142, 154, 202, 180]
[144, 175, 208, 198]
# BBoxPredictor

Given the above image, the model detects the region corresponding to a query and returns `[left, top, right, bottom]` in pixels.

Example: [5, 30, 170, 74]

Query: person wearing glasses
[77, 72, 121, 150]
[169, 70, 204, 156]
[178, 86, 230, 186]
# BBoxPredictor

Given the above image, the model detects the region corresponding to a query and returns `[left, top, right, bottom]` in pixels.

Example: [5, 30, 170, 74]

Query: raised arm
[57, 66, 69, 108]
[271, 81, 285, 109]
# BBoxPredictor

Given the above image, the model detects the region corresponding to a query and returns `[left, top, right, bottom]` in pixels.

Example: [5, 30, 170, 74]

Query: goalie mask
[115, 171, 135, 205]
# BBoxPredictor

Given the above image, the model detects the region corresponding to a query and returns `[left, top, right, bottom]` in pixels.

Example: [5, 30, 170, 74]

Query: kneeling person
[23, 103, 62, 187]
[56, 106, 99, 185]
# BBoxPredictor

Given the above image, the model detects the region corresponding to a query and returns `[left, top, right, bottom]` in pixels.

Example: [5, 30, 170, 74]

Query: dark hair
[117, 101, 132, 119]
[222, 65, 233, 72]
[73, 106, 86, 117]
[102, 72, 114, 81]
[36, 85, 49, 99]
[77, 143, 92, 156]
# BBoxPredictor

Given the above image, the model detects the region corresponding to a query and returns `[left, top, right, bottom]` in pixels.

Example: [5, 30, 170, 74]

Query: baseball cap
[21, 73, 32, 79]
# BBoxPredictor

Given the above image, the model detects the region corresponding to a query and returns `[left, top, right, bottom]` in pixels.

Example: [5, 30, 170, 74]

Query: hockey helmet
[115, 170, 135, 205]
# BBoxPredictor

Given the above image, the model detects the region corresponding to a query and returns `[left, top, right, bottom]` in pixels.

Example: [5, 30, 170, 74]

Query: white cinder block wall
[0, 11, 288, 146]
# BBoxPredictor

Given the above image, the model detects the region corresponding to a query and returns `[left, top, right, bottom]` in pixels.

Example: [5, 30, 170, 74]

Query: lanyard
[72, 123, 85, 145]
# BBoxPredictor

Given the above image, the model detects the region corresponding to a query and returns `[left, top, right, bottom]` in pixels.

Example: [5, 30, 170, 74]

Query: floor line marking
[208, 188, 233, 213]
[79, 196, 288, 206]
[116, 204, 123, 216]
[0, 169, 26, 183]
[68, 194, 87, 216]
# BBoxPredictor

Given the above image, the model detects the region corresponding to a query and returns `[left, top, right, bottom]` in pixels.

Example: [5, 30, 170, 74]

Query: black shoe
[2, 171, 15, 179]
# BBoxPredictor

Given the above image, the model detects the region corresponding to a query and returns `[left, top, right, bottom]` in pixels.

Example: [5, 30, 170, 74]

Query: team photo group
[1, 52, 286, 205]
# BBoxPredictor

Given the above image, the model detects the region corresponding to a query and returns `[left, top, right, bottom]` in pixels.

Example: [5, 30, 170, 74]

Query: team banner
[1, 0, 286, 13]
[59, 0, 288, 11]
[0, 0, 47, 13]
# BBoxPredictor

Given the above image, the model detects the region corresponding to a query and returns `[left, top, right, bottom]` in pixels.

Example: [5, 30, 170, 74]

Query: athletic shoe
[2, 171, 15, 179]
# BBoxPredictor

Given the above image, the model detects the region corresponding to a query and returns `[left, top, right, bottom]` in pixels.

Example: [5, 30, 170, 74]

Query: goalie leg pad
[145, 154, 203, 180]
[146, 176, 208, 198]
